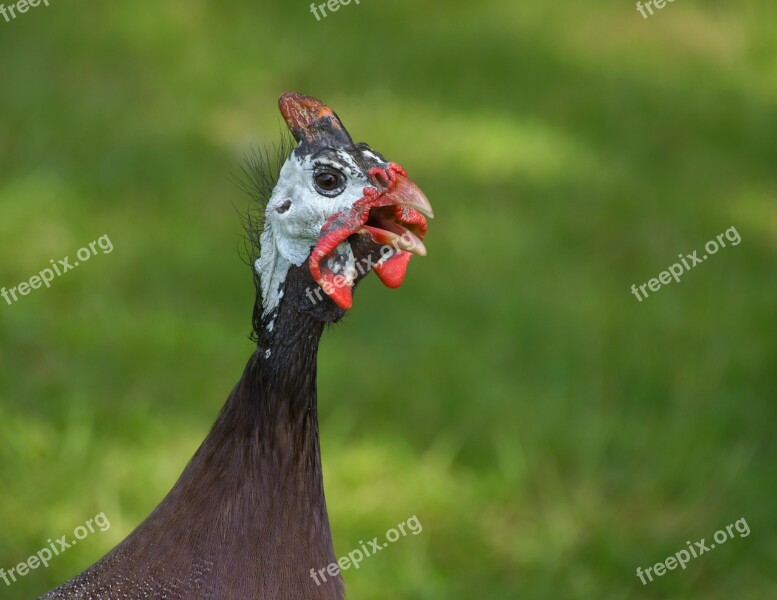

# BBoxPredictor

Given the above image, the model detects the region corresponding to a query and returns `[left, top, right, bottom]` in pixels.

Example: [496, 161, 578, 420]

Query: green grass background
[1, 0, 775, 598]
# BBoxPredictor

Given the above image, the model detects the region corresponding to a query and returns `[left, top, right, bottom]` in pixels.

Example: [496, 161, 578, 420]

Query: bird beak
[309, 164, 433, 311]
[369, 168, 434, 219]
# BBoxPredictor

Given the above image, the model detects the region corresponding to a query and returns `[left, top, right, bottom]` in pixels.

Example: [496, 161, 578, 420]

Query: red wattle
[320, 274, 353, 310]
[374, 252, 412, 288]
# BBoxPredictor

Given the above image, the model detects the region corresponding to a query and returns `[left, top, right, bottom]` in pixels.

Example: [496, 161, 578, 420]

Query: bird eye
[316, 173, 338, 190]
[314, 169, 345, 197]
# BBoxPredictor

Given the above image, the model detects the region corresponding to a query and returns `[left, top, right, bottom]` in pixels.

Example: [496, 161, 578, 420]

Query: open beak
[360, 175, 433, 257]
[309, 163, 433, 310]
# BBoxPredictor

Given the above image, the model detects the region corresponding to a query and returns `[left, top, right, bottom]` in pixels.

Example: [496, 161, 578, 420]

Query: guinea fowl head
[252, 92, 433, 336]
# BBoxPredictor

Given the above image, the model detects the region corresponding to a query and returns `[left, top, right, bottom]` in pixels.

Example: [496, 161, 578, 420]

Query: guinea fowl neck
[155, 265, 343, 598]
[41, 267, 345, 600]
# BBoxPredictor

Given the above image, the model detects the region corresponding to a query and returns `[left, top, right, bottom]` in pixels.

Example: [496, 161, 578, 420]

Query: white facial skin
[255, 150, 375, 319]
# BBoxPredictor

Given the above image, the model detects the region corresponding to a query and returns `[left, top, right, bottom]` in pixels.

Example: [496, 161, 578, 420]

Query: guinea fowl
[41, 93, 433, 600]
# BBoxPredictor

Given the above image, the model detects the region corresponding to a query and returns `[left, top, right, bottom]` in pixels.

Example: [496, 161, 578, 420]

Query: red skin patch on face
[324, 279, 355, 311]
[308, 163, 427, 310]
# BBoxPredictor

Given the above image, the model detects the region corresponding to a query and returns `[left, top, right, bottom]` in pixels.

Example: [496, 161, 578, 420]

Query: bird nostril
[369, 163, 405, 191]
[369, 167, 391, 189]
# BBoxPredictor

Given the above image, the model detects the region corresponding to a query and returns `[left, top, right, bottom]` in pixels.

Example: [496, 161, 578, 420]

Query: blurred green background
[1, 0, 775, 598]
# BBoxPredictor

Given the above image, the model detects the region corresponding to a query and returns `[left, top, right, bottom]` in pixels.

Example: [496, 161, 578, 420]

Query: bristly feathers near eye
[236, 130, 296, 267]
[233, 130, 295, 343]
